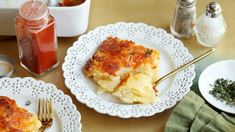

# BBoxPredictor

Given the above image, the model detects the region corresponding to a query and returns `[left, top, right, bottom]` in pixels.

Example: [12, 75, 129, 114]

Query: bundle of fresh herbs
[209, 78, 235, 106]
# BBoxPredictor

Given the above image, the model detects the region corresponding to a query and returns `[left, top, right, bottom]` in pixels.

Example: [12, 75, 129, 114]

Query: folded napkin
[164, 91, 235, 132]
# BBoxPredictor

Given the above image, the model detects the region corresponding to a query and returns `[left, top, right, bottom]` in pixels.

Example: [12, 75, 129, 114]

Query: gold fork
[153, 48, 216, 90]
[38, 98, 53, 132]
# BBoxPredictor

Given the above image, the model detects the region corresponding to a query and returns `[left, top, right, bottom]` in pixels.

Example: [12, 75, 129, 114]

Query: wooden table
[0, 0, 234, 131]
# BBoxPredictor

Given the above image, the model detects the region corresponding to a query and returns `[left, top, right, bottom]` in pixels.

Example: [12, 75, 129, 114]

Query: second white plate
[199, 60, 235, 114]
[0, 77, 82, 131]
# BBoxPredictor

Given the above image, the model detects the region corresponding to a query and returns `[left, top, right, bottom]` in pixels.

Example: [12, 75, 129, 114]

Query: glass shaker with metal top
[196, 2, 227, 47]
[170, 0, 197, 38]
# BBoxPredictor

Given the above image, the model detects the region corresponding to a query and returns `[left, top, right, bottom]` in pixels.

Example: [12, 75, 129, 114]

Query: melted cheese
[0, 96, 41, 132]
[84, 37, 160, 104]
[113, 73, 157, 104]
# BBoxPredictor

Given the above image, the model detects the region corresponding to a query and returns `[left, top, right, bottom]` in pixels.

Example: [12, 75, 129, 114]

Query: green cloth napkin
[164, 91, 235, 132]
[190, 104, 218, 132]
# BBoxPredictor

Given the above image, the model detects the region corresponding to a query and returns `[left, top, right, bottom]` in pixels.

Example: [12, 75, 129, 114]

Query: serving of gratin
[84, 37, 160, 104]
[0, 96, 41, 132]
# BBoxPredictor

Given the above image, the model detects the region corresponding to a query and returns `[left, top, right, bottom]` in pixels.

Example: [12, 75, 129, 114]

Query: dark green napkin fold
[164, 91, 235, 132]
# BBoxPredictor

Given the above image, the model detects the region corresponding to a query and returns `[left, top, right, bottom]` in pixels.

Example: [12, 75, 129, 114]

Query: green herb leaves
[145, 48, 153, 57]
[209, 78, 235, 106]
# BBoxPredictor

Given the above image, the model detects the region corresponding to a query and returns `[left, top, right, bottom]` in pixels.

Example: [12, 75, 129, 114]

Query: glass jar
[196, 2, 227, 47]
[15, 1, 59, 76]
[170, 0, 197, 38]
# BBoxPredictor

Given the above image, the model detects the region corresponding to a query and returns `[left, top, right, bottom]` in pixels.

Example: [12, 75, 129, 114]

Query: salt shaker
[196, 2, 227, 47]
[171, 0, 197, 38]
[15, 1, 59, 76]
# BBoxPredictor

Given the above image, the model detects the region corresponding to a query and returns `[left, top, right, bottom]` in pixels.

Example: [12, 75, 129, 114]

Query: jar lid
[206, 2, 222, 18]
[179, 0, 196, 6]
[19, 0, 49, 21]
[181, 0, 196, 4]
[0, 55, 15, 78]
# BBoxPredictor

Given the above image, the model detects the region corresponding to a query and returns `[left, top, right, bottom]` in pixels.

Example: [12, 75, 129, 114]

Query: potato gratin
[0, 96, 41, 132]
[84, 37, 160, 104]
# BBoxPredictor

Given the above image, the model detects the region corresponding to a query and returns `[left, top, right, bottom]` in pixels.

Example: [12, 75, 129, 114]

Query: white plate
[62, 22, 195, 118]
[199, 60, 235, 114]
[0, 77, 82, 132]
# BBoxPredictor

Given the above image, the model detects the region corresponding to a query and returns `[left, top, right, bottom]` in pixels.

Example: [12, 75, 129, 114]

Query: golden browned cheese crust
[84, 37, 160, 76]
[84, 37, 160, 104]
[0, 96, 41, 132]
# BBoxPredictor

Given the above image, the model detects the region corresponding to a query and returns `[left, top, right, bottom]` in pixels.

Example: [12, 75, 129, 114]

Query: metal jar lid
[178, 0, 196, 7]
[206, 2, 222, 18]
[19, 0, 49, 21]
[0, 55, 15, 78]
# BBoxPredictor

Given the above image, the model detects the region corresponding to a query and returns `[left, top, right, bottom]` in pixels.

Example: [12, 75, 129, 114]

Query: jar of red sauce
[15, 1, 59, 76]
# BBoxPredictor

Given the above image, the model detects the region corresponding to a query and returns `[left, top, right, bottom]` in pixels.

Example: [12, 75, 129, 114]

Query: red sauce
[58, 0, 85, 6]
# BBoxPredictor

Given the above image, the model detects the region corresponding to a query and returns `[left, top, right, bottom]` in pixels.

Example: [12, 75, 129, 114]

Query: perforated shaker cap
[181, 0, 196, 4]
[19, 1, 49, 21]
[179, 0, 196, 6]
[206, 2, 222, 18]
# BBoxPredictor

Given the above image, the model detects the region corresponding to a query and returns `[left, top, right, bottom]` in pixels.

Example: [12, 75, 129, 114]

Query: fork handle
[39, 126, 46, 132]
[39, 124, 51, 132]
[154, 48, 215, 86]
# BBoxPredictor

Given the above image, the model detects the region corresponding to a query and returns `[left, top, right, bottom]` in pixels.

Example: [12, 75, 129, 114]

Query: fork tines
[38, 97, 53, 128]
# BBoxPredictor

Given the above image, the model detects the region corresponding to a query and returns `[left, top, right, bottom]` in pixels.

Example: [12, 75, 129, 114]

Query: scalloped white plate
[0, 77, 82, 132]
[199, 60, 235, 114]
[62, 22, 195, 118]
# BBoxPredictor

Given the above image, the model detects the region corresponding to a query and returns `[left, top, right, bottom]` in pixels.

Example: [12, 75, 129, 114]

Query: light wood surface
[0, 0, 235, 131]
